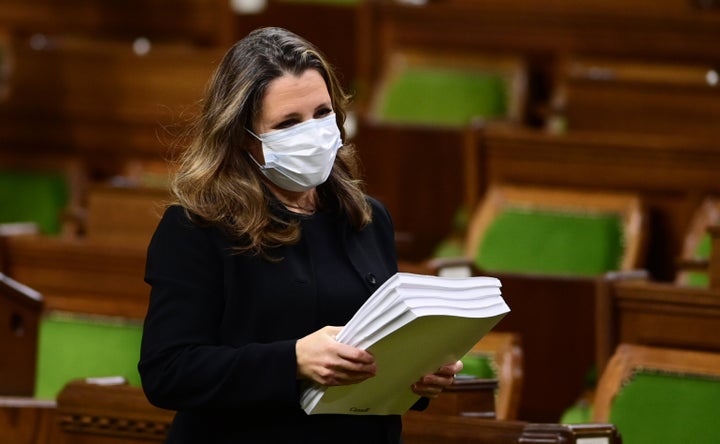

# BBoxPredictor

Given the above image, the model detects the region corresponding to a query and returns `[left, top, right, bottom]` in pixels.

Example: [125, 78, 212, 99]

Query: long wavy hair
[171, 27, 371, 256]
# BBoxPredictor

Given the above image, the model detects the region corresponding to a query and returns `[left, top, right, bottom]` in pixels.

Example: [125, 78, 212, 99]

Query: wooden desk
[424, 378, 498, 419]
[0, 397, 57, 444]
[2, 236, 149, 319]
[596, 276, 720, 373]
[56, 380, 173, 444]
[402, 410, 621, 444]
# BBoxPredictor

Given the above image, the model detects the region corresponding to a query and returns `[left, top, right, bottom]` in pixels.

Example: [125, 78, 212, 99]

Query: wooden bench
[549, 56, 720, 140]
[475, 125, 720, 281]
[49, 379, 620, 444]
[357, 0, 720, 98]
[1, 183, 168, 319]
[595, 272, 720, 374]
[591, 343, 720, 443]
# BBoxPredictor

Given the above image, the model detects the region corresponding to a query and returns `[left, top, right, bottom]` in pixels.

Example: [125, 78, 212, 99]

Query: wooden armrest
[675, 257, 710, 272]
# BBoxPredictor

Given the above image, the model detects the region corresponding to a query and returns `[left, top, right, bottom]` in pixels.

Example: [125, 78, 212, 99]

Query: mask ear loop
[245, 127, 262, 140]
[244, 128, 265, 168]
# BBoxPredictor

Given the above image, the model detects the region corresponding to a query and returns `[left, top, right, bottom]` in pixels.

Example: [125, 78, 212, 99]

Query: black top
[138, 198, 406, 443]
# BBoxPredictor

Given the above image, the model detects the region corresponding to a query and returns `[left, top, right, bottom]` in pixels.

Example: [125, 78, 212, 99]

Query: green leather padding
[686, 233, 711, 287]
[609, 371, 720, 444]
[560, 403, 593, 424]
[34, 312, 143, 399]
[476, 208, 624, 276]
[378, 67, 507, 126]
[0, 170, 68, 234]
[459, 353, 497, 379]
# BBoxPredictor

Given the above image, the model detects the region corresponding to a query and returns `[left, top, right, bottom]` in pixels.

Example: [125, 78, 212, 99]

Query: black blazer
[138, 198, 408, 443]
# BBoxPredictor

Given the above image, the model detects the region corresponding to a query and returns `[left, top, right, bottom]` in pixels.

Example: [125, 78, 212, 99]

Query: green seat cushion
[34, 312, 143, 399]
[0, 170, 68, 234]
[476, 208, 624, 276]
[560, 403, 593, 424]
[378, 67, 507, 126]
[459, 353, 497, 379]
[686, 233, 711, 287]
[609, 371, 720, 444]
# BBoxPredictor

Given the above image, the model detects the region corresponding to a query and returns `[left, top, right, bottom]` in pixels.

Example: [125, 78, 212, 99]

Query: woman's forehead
[259, 70, 331, 121]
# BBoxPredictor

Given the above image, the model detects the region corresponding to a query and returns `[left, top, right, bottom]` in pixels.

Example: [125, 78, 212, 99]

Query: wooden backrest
[595, 274, 720, 374]
[551, 56, 720, 139]
[83, 183, 169, 247]
[462, 331, 523, 420]
[593, 343, 720, 443]
[676, 197, 720, 286]
[0, 273, 42, 396]
[2, 235, 150, 319]
[464, 184, 646, 275]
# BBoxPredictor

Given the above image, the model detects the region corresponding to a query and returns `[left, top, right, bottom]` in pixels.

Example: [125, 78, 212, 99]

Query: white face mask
[247, 114, 342, 192]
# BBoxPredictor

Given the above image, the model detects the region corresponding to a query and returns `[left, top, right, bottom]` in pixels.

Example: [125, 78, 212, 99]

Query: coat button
[365, 273, 377, 285]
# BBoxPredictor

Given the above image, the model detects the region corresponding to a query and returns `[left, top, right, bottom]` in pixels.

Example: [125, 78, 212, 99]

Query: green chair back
[34, 311, 143, 399]
[377, 67, 508, 126]
[609, 370, 720, 444]
[686, 233, 711, 287]
[0, 170, 69, 234]
[476, 208, 624, 276]
[459, 353, 497, 379]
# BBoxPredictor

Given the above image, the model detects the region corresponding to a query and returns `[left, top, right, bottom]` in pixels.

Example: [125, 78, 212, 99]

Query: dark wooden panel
[0, 273, 42, 396]
[353, 122, 466, 261]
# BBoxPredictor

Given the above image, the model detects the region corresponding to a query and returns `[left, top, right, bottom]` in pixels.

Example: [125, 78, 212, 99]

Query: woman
[138, 27, 461, 443]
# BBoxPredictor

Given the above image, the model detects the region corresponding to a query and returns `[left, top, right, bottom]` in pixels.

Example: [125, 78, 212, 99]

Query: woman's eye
[315, 108, 332, 119]
[275, 119, 298, 129]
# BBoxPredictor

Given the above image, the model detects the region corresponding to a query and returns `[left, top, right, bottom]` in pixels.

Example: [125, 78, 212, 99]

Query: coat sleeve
[138, 206, 299, 411]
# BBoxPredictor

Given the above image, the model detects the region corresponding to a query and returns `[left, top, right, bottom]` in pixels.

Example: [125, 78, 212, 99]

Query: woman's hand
[296, 326, 377, 386]
[411, 360, 464, 399]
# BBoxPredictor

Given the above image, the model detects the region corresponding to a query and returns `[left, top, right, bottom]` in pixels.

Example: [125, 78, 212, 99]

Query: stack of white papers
[300, 272, 509, 415]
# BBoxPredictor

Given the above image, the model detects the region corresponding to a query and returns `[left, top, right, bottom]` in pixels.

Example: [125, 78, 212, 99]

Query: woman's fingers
[296, 326, 376, 386]
[411, 360, 464, 398]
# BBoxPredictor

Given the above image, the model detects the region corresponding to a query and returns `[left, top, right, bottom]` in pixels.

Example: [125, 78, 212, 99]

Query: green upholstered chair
[458, 331, 523, 420]
[369, 51, 527, 127]
[0, 170, 69, 235]
[33, 311, 143, 400]
[464, 184, 646, 277]
[592, 343, 720, 444]
[676, 197, 720, 287]
[0, 154, 84, 237]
